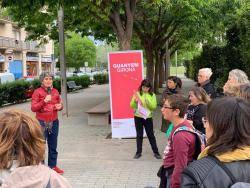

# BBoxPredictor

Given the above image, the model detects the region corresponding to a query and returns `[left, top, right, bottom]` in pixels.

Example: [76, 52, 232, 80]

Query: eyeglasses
[202, 117, 208, 124]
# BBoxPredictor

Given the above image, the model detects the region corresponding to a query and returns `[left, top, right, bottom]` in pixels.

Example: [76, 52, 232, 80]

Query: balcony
[0, 36, 45, 53]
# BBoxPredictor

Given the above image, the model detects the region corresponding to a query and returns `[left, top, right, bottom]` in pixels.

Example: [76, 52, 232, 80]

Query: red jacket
[163, 120, 196, 188]
[31, 87, 63, 122]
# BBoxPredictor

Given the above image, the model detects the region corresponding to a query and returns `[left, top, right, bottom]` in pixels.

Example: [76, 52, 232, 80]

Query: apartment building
[0, 12, 54, 79]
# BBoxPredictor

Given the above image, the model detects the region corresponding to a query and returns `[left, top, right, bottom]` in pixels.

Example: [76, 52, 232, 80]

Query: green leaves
[56, 32, 97, 70]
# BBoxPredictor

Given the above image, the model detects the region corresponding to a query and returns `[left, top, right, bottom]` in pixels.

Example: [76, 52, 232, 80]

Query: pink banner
[108, 51, 143, 138]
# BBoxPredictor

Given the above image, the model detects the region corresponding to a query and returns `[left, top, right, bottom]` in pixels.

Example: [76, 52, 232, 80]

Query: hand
[134, 93, 142, 104]
[44, 95, 51, 103]
[55, 103, 62, 110]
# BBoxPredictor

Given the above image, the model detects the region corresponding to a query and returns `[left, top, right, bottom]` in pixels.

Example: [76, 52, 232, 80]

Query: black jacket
[199, 80, 216, 99]
[181, 156, 250, 188]
[186, 104, 207, 134]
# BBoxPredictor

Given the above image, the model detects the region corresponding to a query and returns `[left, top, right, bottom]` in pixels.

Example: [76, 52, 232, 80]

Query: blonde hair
[189, 87, 211, 104]
[229, 69, 249, 84]
[0, 110, 45, 169]
[224, 84, 239, 97]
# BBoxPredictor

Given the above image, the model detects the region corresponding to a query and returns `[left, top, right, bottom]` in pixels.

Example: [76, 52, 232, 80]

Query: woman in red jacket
[31, 72, 64, 175]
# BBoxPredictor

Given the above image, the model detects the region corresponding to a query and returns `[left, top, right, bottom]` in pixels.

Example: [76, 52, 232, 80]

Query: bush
[185, 21, 250, 89]
[0, 80, 30, 106]
[93, 74, 109, 84]
[53, 79, 61, 92]
[67, 75, 90, 88]
[0, 75, 92, 106]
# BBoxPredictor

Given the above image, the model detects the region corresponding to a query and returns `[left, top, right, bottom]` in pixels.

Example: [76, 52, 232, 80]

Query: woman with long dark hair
[181, 97, 250, 187]
[130, 79, 161, 159]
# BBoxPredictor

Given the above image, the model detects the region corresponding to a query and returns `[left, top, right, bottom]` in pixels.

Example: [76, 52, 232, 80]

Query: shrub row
[0, 75, 91, 107]
[93, 73, 109, 84]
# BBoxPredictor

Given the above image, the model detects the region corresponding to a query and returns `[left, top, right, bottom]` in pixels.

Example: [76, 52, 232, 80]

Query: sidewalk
[0, 77, 196, 188]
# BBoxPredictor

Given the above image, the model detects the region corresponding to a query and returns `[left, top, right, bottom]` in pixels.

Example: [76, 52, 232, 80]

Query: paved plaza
[0, 76, 195, 188]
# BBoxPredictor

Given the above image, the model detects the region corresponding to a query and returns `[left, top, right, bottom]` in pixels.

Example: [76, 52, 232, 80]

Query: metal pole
[175, 50, 178, 76]
[58, 6, 68, 117]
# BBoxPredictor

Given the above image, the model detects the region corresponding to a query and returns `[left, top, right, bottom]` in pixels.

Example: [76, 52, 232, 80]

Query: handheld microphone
[47, 87, 51, 94]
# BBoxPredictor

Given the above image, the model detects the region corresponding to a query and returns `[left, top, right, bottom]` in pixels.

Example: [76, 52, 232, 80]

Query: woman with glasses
[181, 97, 250, 187]
[186, 87, 210, 134]
[130, 79, 161, 159]
[159, 94, 196, 188]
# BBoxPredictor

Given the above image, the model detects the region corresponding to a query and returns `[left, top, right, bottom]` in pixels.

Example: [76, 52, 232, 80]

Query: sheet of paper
[137, 103, 150, 119]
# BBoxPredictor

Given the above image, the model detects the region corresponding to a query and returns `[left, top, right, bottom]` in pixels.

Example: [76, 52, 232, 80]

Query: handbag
[157, 165, 164, 178]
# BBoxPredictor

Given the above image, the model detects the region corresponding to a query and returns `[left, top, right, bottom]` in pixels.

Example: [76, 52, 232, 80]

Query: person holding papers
[130, 79, 161, 159]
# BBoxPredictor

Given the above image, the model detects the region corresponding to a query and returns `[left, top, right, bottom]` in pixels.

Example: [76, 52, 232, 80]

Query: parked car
[23, 76, 36, 82]
[0, 73, 15, 84]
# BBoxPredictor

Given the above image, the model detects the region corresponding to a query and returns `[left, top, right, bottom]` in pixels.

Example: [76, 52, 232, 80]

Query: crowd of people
[132, 68, 250, 188]
[130, 68, 250, 188]
[0, 68, 249, 188]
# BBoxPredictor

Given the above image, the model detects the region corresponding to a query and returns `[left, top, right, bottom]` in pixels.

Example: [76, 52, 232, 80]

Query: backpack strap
[172, 125, 206, 160]
[207, 155, 237, 184]
[172, 125, 194, 139]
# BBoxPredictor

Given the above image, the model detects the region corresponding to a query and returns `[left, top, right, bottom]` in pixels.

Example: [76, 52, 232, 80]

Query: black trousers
[134, 116, 159, 154]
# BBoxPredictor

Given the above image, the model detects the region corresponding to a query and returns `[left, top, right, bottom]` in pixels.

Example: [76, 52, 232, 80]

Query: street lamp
[58, 5, 68, 117]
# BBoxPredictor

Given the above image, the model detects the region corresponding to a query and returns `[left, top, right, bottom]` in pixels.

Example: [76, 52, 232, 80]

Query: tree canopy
[55, 33, 96, 70]
[1, 0, 248, 90]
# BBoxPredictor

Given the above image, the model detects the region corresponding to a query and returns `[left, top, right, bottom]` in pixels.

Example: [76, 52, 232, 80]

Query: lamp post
[58, 5, 68, 117]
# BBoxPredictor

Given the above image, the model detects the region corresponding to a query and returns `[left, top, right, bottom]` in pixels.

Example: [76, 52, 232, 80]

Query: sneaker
[134, 153, 142, 159]
[52, 166, 64, 175]
[154, 153, 162, 159]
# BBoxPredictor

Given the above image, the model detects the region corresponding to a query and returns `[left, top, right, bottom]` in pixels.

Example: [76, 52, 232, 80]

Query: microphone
[47, 87, 51, 94]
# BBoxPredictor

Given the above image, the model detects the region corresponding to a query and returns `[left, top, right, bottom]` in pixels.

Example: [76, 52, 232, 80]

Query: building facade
[0, 13, 54, 79]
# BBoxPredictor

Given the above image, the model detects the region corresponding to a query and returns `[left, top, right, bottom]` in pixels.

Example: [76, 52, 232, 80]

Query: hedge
[185, 24, 250, 90]
[93, 73, 109, 84]
[0, 75, 91, 107]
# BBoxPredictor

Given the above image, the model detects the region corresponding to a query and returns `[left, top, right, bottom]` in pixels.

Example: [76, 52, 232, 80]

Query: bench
[67, 81, 82, 91]
[86, 99, 110, 126]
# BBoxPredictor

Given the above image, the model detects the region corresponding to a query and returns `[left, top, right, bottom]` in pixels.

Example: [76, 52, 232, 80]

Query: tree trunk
[154, 50, 160, 94]
[165, 41, 170, 81]
[145, 44, 155, 84]
[159, 50, 165, 88]
[109, 0, 136, 51]
[118, 37, 131, 50]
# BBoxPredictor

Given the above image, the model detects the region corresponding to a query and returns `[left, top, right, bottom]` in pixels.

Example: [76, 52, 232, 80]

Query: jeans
[134, 116, 159, 154]
[39, 119, 59, 168]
